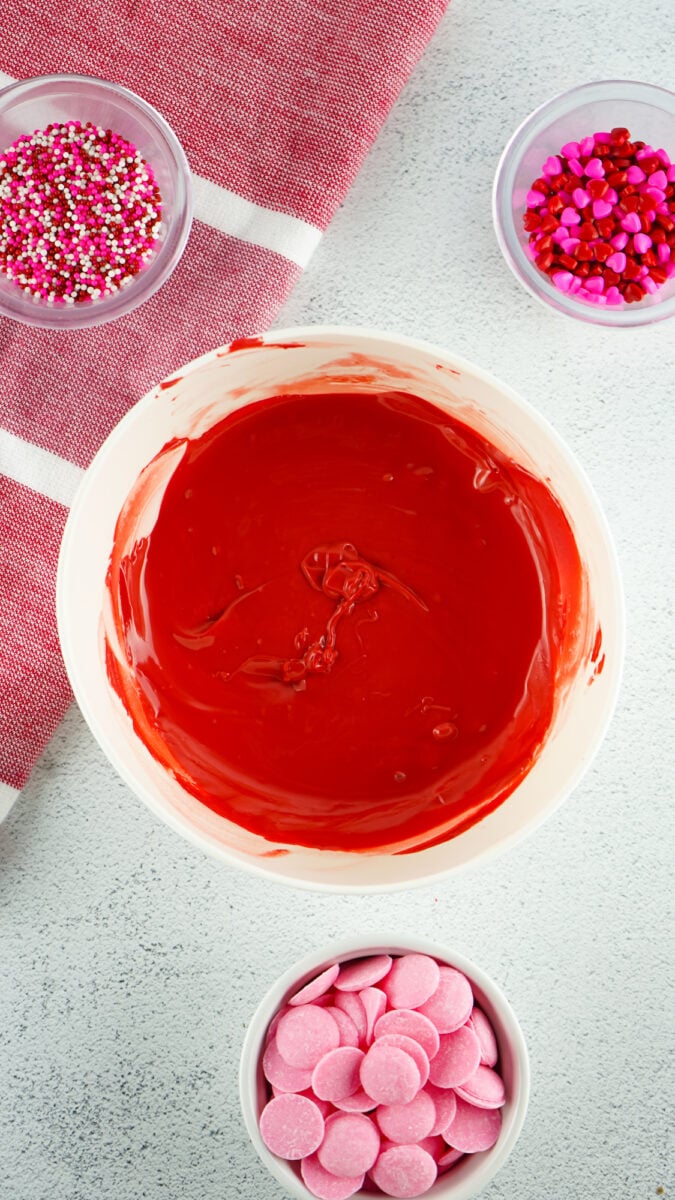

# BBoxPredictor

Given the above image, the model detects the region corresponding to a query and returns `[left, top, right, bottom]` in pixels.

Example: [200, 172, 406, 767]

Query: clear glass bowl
[493, 80, 675, 327]
[0, 73, 193, 329]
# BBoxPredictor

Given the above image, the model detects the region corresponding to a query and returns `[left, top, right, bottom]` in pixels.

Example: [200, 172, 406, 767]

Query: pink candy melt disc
[301, 1153, 365, 1200]
[370, 1143, 438, 1198]
[382, 954, 441, 1010]
[360, 1042, 421, 1106]
[277, 1005, 341, 1070]
[444, 1094, 502, 1153]
[428, 1025, 481, 1089]
[416, 967, 473, 1033]
[312, 1047, 365, 1103]
[317, 1112, 380, 1178]
[290, 964, 341, 1007]
[454, 1063, 506, 1110]
[260, 1093, 325, 1159]
[334, 955, 392, 992]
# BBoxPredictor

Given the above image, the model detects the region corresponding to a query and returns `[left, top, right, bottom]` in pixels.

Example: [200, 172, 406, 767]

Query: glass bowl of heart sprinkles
[493, 80, 675, 326]
[0, 73, 192, 329]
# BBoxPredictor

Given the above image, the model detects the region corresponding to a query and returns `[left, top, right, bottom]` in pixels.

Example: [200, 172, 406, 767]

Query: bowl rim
[492, 77, 675, 328]
[56, 324, 626, 892]
[238, 933, 531, 1200]
[0, 71, 193, 330]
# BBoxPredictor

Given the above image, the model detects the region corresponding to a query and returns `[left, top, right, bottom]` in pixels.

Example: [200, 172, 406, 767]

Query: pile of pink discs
[258, 952, 506, 1199]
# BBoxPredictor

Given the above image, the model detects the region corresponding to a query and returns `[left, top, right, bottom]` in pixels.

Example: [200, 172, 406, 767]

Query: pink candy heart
[592, 199, 613, 219]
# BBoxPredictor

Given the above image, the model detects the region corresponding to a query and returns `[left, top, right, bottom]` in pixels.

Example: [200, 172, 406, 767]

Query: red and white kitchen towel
[0, 0, 449, 817]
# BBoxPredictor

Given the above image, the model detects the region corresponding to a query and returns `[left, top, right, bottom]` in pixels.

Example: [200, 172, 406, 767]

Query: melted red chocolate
[106, 389, 586, 853]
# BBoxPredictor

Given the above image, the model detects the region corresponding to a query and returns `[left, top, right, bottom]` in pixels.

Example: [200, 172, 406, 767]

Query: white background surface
[1, 1, 674, 1197]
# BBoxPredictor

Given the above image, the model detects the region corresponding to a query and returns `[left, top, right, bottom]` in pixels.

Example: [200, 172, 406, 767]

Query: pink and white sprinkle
[0, 119, 162, 304]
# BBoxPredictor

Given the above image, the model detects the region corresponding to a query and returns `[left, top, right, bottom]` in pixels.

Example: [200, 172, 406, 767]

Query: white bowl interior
[238, 935, 530, 1200]
[57, 327, 624, 891]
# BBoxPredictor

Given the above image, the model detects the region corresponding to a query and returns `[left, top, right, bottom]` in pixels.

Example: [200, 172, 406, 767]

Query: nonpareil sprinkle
[523, 126, 675, 306]
[0, 120, 162, 304]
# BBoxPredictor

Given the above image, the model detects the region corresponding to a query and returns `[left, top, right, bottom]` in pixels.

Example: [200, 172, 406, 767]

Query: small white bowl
[57, 326, 624, 891]
[239, 935, 530, 1200]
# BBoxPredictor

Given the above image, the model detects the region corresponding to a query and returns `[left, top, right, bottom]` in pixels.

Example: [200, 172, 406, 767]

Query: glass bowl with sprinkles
[0, 73, 192, 329]
[493, 80, 675, 327]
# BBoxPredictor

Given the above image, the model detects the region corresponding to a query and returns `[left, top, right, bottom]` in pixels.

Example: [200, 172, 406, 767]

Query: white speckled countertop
[1, 1, 674, 1197]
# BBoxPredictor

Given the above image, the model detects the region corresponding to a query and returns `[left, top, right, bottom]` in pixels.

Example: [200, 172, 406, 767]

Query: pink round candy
[454, 1064, 506, 1109]
[428, 1025, 481, 1088]
[360, 1042, 421, 1105]
[360, 986, 387, 1041]
[259, 1093, 325, 1160]
[376, 1090, 436, 1144]
[424, 1082, 457, 1136]
[444, 1095, 502, 1153]
[334, 955, 392, 992]
[262, 1037, 314, 1093]
[312, 1047, 365, 1102]
[266, 1006, 290, 1044]
[374, 1009, 441, 1061]
[375, 1033, 430, 1088]
[277, 1005, 340, 1069]
[326, 1006, 360, 1048]
[301, 1153, 365, 1200]
[317, 1112, 381, 1178]
[289, 964, 341, 1007]
[370, 1144, 438, 1198]
[468, 1008, 499, 1068]
[438, 1146, 464, 1169]
[334, 992, 368, 1043]
[416, 967, 473, 1034]
[332, 1088, 378, 1113]
[382, 954, 440, 1010]
[417, 1134, 444, 1160]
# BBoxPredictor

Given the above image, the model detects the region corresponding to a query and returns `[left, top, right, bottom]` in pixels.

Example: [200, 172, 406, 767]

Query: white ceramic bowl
[57, 326, 624, 891]
[239, 935, 530, 1200]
